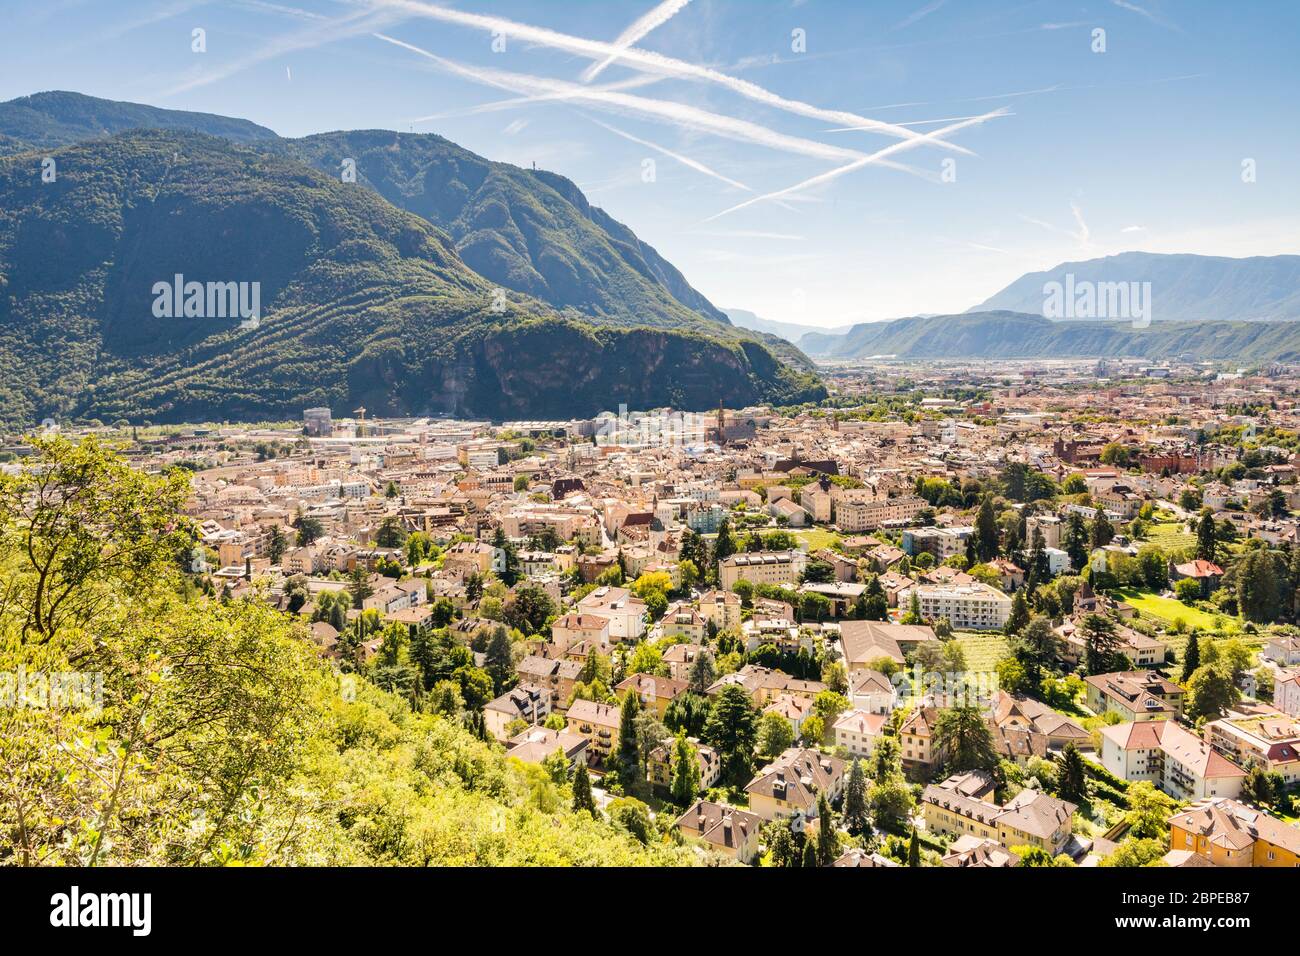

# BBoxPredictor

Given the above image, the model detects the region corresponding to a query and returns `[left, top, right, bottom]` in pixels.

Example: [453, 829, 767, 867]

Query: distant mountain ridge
[799, 310, 1300, 363]
[971, 251, 1300, 322]
[724, 308, 857, 345]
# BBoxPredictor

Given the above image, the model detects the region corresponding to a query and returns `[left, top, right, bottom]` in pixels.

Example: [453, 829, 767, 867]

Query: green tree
[375, 516, 406, 549]
[669, 732, 701, 807]
[703, 684, 759, 787]
[816, 794, 838, 866]
[1058, 742, 1087, 803]
[842, 758, 870, 836]
[767, 823, 797, 867]
[484, 625, 516, 695]
[267, 525, 288, 566]
[800, 832, 818, 868]
[572, 761, 597, 816]
[293, 512, 325, 546]
[907, 827, 921, 866]
[1186, 663, 1240, 721]
[614, 689, 644, 789]
[1195, 511, 1218, 563]
[1063, 512, 1090, 572]
[1125, 781, 1179, 841]
[1089, 509, 1115, 549]
[901, 590, 923, 625]
[1080, 613, 1121, 675]
[1181, 630, 1202, 683]
[1004, 590, 1030, 635]
[756, 711, 795, 757]
[932, 705, 1000, 776]
[974, 497, 1000, 562]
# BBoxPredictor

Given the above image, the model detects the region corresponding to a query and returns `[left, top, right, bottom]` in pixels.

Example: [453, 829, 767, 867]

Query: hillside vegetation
[0, 436, 703, 866]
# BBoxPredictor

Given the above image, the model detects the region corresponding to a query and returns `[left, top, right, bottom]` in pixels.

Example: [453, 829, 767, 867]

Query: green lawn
[792, 528, 842, 552]
[1113, 588, 1235, 633]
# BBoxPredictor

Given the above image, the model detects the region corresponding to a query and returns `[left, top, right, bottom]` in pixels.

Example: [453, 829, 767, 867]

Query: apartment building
[1100, 719, 1246, 801]
[745, 748, 846, 830]
[565, 699, 621, 766]
[921, 770, 1077, 857]
[835, 495, 927, 532]
[719, 550, 807, 590]
[903, 582, 1013, 631]
[1204, 713, 1300, 786]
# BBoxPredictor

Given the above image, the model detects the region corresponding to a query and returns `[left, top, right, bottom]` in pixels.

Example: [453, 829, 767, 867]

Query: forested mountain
[0, 120, 822, 427]
[0, 90, 278, 155]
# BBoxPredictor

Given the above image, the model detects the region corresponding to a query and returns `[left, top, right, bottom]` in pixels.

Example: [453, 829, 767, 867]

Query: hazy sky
[3, 0, 1297, 327]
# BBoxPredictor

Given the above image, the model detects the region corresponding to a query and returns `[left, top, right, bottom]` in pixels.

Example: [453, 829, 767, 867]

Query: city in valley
[10, 355, 1298, 870]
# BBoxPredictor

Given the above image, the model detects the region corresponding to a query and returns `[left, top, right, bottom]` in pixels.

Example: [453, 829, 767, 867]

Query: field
[1113, 587, 1236, 633]
[1143, 521, 1196, 552]
[953, 631, 1011, 673]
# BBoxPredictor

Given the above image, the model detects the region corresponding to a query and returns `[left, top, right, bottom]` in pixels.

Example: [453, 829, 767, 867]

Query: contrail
[704, 108, 1008, 221]
[371, 0, 973, 154]
[408, 74, 667, 123]
[376, 32, 918, 171]
[588, 117, 751, 191]
[582, 0, 693, 82]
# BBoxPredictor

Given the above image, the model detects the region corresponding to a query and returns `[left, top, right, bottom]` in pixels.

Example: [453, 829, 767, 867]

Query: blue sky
[3, 0, 1298, 327]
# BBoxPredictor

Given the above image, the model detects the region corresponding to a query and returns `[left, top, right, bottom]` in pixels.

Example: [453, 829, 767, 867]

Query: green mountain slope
[970, 251, 1300, 322]
[804, 310, 1300, 362]
[0, 130, 823, 426]
[0, 89, 278, 155]
[273, 129, 730, 330]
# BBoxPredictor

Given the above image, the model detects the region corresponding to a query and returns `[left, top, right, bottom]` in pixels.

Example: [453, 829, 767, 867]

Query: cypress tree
[816, 794, 838, 867]
[572, 761, 597, 816]
[1058, 742, 1087, 803]
[842, 758, 870, 836]
[614, 689, 642, 789]
[801, 832, 818, 868]
[1181, 630, 1201, 683]
[907, 827, 921, 867]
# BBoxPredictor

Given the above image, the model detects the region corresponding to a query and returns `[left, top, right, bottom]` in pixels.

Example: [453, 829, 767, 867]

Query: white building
[1100, 720, 1246, 802]
[903, 582, 1012, 631]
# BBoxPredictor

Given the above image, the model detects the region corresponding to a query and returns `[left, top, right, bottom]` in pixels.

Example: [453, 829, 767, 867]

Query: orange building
[1169, 798, 1300, 867]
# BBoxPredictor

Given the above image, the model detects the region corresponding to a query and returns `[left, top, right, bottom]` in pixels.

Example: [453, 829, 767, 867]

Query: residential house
[1100, 719, 1246, 801]
[565, 699, 621, 767]
[576, 587, 647, 641]
[832, 708, 888, 759]
[615, 673, 689, 718]
[505, 726, 589, 769]
[676, 801, 763, 864]
[840, 620, 939, 671]
[1169, 799, 1300, 867]
[1084, 670, 1184, 722]
[483, 684, 551, 742]
[745, 748, 846, 831]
